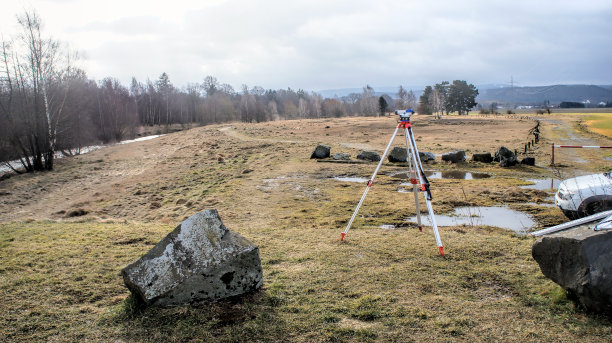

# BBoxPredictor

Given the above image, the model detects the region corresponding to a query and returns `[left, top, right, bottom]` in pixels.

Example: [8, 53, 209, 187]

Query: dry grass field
[1, 113, 611, 342]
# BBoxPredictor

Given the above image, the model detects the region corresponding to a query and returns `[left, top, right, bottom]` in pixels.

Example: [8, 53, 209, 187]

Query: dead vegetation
[1, 114, 611, 342]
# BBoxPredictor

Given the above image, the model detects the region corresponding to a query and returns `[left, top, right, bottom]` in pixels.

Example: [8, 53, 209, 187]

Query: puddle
[606, 157, 612, 162]
[525, 202, 557, 208]
[379, 224, 396, 229]
[520, 178, 560, 191]
[406, 206, 536, 233]
[397, 186, 413, 193]
[390, 170, 490, 180]
[332, 176, 370, 183]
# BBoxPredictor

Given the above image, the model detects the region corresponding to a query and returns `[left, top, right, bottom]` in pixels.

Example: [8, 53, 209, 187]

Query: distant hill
[478, 85, 612, 105]
[318, 84, 612, 106]
[318, 86, 422, 99]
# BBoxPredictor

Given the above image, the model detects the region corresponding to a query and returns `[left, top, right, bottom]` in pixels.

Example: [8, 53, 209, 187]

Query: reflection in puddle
[332, 176, 369, 183]
[406, 206, 536, 233]
[525, 202, 557, 208]
[390, 170, 490, 180]
[520, 178, 560, 191]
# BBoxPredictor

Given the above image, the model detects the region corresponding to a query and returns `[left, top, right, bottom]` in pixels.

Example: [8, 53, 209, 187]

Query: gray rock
[521, 157, 536, 166]
[122, 210, 263, 306]
[472, 152, 493, 163]
[333, 153, 350, 160]
[356, 150, 381, 162]
[388, 147, 407, 162]
[311, 144, 330, 159]
[532, 225, 612, 313]
[494, 146, 517, 167]
[419, 151, 436, 162]
[441, 150, 465, 163]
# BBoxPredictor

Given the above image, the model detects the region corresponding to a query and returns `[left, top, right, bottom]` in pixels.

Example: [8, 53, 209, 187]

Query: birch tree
[0, 10, 72, 171]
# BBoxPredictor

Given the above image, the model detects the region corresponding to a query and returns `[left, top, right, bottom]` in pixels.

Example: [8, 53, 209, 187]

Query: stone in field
[333, 153, 350, 160]
[311, 144, 330, 159]
[122, 209, 263, 306]
[441, 150, 465, 163]
[532, 224, 612, 313]
[494, 146, 517, 167]
[472, 152, 493, 163]
[388, 147, 407, 162]
[356, 150, 381, 162]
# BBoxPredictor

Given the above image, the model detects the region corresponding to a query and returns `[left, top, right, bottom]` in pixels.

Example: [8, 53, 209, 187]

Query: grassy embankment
[582, 113, 612, 138]
[1, 115, 611, 342]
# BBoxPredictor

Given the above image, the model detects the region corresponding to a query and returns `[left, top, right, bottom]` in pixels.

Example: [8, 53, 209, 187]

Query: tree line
[417, 80, 478, 117]
[0, 10, 480, 174]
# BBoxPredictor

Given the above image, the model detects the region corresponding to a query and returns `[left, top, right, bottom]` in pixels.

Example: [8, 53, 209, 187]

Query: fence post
[551, 143, 555, 165]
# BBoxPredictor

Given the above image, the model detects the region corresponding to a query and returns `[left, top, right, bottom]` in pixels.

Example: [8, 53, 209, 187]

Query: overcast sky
[2, 0, 611, 91]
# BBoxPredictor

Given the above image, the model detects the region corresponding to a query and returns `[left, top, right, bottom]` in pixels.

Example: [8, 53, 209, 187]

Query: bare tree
[396, 85, 408, 109]
[359, 85, 377, 116]
[406, 90, 417, 110]
[0, 10, 73, 171]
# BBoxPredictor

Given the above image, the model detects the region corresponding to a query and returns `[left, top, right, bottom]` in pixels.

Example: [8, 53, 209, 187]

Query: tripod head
[395, 109, 414, 121]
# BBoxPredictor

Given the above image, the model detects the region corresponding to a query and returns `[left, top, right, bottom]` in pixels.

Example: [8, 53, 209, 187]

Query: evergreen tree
[417, 86, 433, 114]
[446, 80, 478, 115]
[378, 96, 388, 117]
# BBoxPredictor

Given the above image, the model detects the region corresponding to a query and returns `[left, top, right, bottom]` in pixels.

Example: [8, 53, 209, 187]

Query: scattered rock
[494, 146, 517, 167]
[532, 225, 612, 313]
[472, 152, 493, 163]
[441, 150, 465, 163]
[333, 153, 350, 160]
[388, 147, 407, 162]
[521, 157, 536, 166]
[65, 208, 88, 217]
[419, 151, 436, 162]
[242, 168, 253, 174]
[122, 209, 263, 306]
[311, 144, 331, 159]
[356, 151, 381, 162]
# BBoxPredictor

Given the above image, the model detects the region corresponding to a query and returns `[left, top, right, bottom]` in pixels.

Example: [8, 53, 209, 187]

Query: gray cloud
[3, 0, 611, 90]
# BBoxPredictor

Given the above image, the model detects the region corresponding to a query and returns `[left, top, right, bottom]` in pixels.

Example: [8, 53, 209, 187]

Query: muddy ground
[1, 114, 608, 228]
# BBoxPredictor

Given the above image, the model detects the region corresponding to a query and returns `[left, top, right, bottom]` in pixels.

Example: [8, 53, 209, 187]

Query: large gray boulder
[494, 146, 517, 167]
[532, 225, 612, 313]
[419, 151, 435, 162]
[441, 150, 465, 163]
[333, 153, 350, 160]
[387, 148, 435, 163]
[472, 152, 493, 163]
[356, 150, 381, 162]
[122, 210, 263, 306]
[521, 157, 536, 166]
[388, 147, 407, 162]
[311, 144, 330, 159]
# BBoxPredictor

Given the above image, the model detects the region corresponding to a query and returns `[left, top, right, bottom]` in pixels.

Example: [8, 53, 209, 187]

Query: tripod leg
[407, 125, 444, 255]
[404, 128, 422, 232]
[341, 126, 401, 240]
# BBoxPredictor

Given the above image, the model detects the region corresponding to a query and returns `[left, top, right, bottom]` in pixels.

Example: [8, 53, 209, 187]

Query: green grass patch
[1, 219, 611, 342]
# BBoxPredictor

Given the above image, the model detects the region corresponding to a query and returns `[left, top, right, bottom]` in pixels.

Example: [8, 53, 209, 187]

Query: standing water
[406, 206, 536, 234]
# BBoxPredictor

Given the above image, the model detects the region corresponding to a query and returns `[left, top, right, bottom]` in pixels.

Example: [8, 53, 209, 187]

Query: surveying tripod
[340, 110, 444, 256]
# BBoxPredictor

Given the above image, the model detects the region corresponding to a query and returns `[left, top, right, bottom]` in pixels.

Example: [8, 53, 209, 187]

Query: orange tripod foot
[340, 232, 346, 241]
[438, 246, 445, 256]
